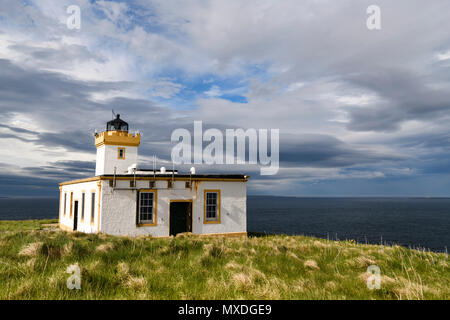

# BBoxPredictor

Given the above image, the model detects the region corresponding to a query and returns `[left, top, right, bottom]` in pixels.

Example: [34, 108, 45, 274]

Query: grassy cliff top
[0, 219, 448, 300]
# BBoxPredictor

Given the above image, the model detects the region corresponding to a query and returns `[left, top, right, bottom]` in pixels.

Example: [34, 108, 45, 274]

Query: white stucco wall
[95, 145, 138, 176]
[59, 180, 101, 233]
[99, 179, 247, 237]
[95, 146, 105, 176]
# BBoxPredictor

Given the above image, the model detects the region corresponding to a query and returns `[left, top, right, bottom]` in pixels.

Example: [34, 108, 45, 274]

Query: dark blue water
[0, 198, 59, 220]
[248, 196, 450, 252]
[0, 196, 449, 252]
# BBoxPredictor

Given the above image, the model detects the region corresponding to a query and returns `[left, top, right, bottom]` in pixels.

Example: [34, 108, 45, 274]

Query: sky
[1, 0, 450, 197]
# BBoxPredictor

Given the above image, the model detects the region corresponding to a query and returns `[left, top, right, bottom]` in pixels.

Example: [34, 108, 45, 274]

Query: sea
[0, 196, 449, 252]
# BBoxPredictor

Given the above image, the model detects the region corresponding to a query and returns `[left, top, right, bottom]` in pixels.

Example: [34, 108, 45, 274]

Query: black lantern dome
[106, 114, 129, 132]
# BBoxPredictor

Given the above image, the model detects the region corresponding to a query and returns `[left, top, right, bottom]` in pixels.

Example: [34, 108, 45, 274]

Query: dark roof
[101, 174, 248, 180]
[107, 114, 128, 132]
[138, 169, 178, 173]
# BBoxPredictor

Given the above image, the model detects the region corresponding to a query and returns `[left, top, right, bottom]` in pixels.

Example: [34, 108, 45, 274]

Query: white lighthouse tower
[94, 114, 141, 176]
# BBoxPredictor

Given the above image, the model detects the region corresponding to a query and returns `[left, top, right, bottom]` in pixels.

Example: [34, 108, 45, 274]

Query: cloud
[1, 0, 450, 196]
[279, 133, 406, 168]
[343, 69, 450, 132]
[204, 85, 222, 98]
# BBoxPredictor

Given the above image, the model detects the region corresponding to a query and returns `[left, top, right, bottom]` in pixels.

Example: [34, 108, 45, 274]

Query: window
[81, 193, 85, 221]
[138, 191, 157, 225]
[64, 193, 67, 216]
[118, 147, 125, 159]
[204, 190, 220, 223]
[167, 180, 173, 188]
[70, 192, 73, 218]
[91, 192, 95, 224]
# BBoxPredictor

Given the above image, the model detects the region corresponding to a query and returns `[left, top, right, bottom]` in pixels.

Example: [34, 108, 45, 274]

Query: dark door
[170, 202, 192, 236]
[73, 200, 78, 231]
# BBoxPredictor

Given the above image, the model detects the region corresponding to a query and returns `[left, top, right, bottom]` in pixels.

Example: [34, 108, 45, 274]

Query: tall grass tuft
[0, 219, 448, 300]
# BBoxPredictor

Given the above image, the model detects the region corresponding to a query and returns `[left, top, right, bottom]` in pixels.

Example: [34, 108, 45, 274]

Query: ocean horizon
[0, 196, 448, 252]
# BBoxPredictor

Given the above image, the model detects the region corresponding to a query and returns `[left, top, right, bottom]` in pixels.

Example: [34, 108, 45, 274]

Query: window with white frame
[205, 191, 219, 222]
[138, 192, 156, 224]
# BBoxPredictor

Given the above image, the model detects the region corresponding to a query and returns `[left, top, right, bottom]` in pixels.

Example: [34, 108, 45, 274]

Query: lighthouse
[59, 114, 248, 238]
[94, 114, 141, 176]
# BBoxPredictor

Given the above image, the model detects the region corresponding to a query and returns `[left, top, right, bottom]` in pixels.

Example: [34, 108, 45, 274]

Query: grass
[0, 219, 448, 300]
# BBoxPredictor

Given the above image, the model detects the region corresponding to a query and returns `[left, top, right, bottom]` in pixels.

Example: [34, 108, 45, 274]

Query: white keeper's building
[59, 115, 248, 237]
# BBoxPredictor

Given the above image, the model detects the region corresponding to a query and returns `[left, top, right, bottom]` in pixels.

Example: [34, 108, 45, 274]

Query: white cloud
[285, 82, 305, 92]
[436, 51, 450, 61]
[337, 94, 377, 106]
[96, 0, 129, 23]
[204, 85, 222, 98]
[1, 0, 450, 195]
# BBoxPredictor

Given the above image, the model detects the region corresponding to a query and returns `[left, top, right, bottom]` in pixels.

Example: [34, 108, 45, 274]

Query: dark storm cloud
[417, 155, 450, 174]
[23, 160, 95, 175]
[344, 69, 450, 132]
[9, 43, 106, 66]
[36, 131, 94, 153]
[0, 132, 33, 143]
[0, 59, 128, 114]
[0, 59, 173, 153]
[22, 160, 96, 179]
[279, 134, 405, 168]
[0, 123, 38, 135]
[50, 160, 96, 172]
[393, 131, 450, 150]
[0, 174, 59, 197]
[1, 160, 98, 197]
[0, 173, 57, 186]
[0, 57, 431, 198]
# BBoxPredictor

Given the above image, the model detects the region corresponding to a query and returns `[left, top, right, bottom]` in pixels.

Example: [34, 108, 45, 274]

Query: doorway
[169, 201, 192, 236]
[73, 200, 78, 231]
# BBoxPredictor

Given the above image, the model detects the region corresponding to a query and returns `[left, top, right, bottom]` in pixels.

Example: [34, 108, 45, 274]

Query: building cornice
[95, 130, 140, 148]
[59, 175, 249, 186]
